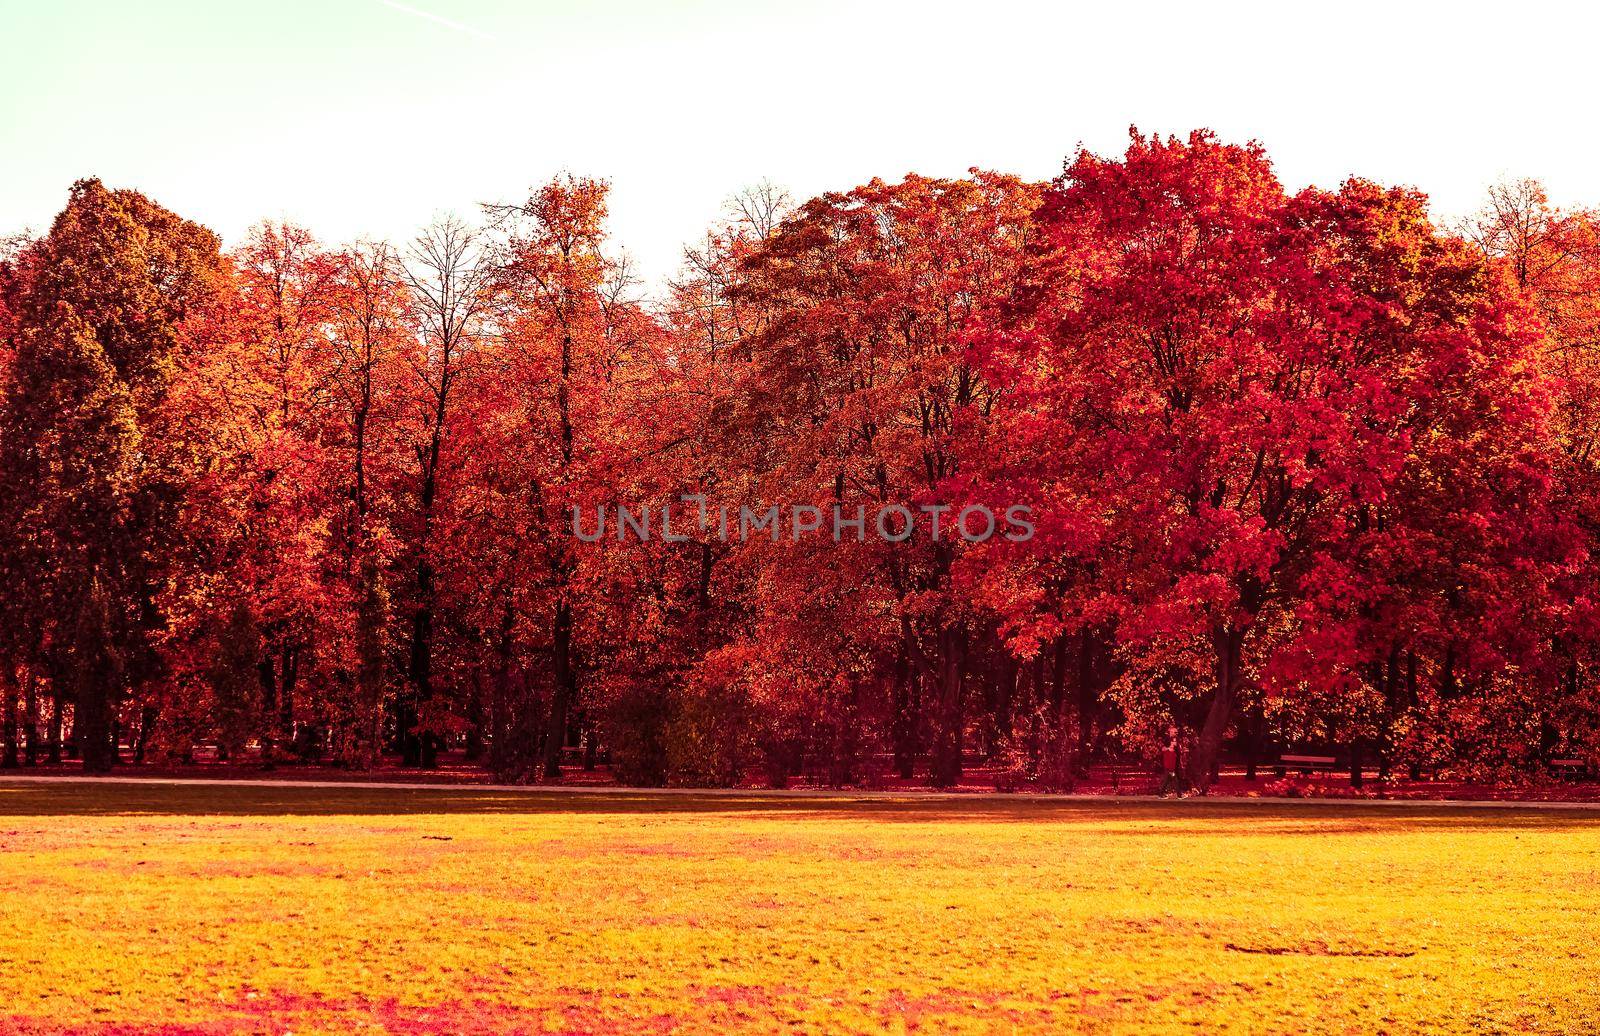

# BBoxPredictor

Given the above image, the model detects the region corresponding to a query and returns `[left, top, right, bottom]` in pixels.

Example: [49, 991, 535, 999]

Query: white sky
[2, 0, 1597, 287]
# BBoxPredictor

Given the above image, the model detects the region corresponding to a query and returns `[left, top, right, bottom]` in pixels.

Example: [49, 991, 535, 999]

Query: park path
[3, 773, 1600, 811]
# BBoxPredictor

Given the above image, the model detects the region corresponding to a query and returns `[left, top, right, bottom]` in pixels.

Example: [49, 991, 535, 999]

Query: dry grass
[0, 782, 1596, 1034]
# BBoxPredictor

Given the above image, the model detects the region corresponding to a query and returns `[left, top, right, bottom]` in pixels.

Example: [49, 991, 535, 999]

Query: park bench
[1279, 754, 1338, 776]
[1550, 758, 1590, 779]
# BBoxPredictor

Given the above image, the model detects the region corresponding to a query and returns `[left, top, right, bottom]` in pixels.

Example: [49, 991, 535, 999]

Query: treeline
[2, 131, 1598, 790]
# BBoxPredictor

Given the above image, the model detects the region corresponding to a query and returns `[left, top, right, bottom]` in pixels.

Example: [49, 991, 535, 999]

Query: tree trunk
[22, 665, 39, 767]
[1379, 645, 1402, 781]
[828, 676, 861, 788]
[1405, 649, 1422, 780]
[133, 702, 158, 763]
[75, 587, 120, 774]
[76, 682, 116, 772]
[351, 408, 368, 571]
[463, 673, 484, 763]
[1076, 628, 1096, 761]
[278, 645, 298, 759]
[1027, 652, 1046, 771]
[993, 656, 1014, 748]
[542, 598, 575, 781]
[2, 673, 18, 769]
[1243, 704, 1262, 781]
[355, 560, 387, 769]
[404, 564, 434, 767]
[1049, 636, 1067, 713]
[580, 713, 597, 771]
[257, 653, 278, 766]
[405, 396, 446, 769]
[891, 642, 917, 779]
[929, 626, 966, 788]
[46, 688, 62, 765]
[1187, 624, 1242, 793]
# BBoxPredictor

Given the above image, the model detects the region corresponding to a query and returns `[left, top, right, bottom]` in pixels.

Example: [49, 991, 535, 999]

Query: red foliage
[2, 137, 1599, 791]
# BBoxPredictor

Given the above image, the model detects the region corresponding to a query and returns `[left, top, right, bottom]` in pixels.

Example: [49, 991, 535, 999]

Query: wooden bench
[1550, 758, 1589, 779]
[1279, 754, 1338, 776]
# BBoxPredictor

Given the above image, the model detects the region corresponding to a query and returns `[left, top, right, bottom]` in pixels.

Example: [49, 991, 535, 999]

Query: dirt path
[4, 773, 1600, 810]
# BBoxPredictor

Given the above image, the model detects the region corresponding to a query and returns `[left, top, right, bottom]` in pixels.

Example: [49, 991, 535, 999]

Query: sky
[3, 0, 1597, 287]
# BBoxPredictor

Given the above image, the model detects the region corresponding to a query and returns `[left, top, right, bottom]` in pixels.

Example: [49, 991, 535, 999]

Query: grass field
[0, 782, 1596, 1034]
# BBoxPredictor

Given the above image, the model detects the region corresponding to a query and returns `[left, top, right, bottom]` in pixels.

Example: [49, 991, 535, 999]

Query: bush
[604, 684, 672, 787]
[665, 679, 752, 788]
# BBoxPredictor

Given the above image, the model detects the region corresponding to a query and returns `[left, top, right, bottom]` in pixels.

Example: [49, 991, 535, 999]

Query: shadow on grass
[2, 780, 1598, 831]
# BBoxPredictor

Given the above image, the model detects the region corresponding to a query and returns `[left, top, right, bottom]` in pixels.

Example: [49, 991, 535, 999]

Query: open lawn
[0, 782, 1596, 1034]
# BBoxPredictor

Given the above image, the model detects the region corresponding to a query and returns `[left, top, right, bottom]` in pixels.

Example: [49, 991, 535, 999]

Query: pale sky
[3, 0, 1596, 287]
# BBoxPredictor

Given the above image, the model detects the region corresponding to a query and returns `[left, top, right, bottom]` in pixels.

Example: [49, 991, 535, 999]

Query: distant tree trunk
[1379, 645, 1402, 780]
[23, 666, 39, 766]
[1405, 649, 1422, 780]
[46, 688, 63, 765]
[1025, 652, 1046, 770]
[257, 654, 277, 766]
[580, 712, 597, 771]
[464, 672, 484, 763]
[891, 641, 917, 779]
[542, 597, 575, 781]
[75, 585, 120, 774]
[133, 702, 159, 763]
[929, 626, 966, 788]
[993, 656, 1014, 749]
[1049, 636, 1068, 714]
[2, 671, 18, 769]
[1243, 703, 1262, 781]
[833, 675, 861, 786]
[1350, 737, 1365, 788]
[405, 559, 445, 770]
[75, 682, 116, 773]
[404, 566, 434, 768]
[484, 604, 521, 779]
[350, 408, 369, 568]
[1076, 628, 1097, 761]
[354, 559, 388, 769]
[404, 378, 448, 771]
[278, 645, 299, 758]
[1439, 643, 1459, 700]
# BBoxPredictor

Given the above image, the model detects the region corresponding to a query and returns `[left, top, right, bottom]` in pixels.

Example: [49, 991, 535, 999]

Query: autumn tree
[0, 179, 225, 771]
[479, 175, 665, 781]
[323, 241, 410, 765]
[228, 221, 345, 761]
[725, 172, 1040, 786]
[978, 132, 1565, 791]
[1465, 180, 1600, 459]
[397, 216, 493, 767]
[1462, 180, 1600, 770]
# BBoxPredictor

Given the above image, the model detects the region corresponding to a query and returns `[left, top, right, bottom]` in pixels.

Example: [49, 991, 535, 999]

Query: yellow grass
[0, 782, 1596, 1034]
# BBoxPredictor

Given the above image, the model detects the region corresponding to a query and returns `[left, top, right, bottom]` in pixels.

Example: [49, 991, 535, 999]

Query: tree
[483, 175, 663, 780]
[979, 131, 1563, 791]
[324, 241, 410, 765]
[226, 221, 345, 762]
[725, 171, 1040, 786]
[0, 179, 225, 772]
[398, 216, 493, 767]
[1464, 180, 1600, 460]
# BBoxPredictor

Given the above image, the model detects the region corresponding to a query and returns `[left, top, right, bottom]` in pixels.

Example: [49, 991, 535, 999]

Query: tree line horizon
[3, 128, 1597, 792]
